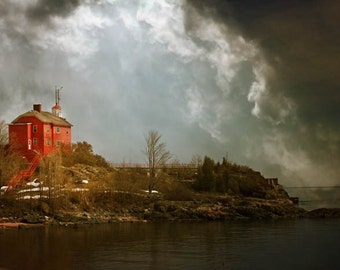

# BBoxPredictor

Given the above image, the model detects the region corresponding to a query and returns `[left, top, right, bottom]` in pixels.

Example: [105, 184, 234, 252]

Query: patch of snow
[18, 187, 50, 193]
[75, 179, 89, 184]
[17, 195, 49, 200]
[70, 188, 89, 192]
[27, 178, 42, 187]
[142, 190, 159, 194]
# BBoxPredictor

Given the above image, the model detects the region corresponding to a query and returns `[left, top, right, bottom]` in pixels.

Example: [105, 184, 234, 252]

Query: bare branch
[144, 130, 172, 193]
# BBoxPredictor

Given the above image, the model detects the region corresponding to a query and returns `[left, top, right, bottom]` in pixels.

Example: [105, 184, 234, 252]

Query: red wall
[9, 115, 72, 160]
[9, 123, 32, 158]
[52, 125, 72, 151]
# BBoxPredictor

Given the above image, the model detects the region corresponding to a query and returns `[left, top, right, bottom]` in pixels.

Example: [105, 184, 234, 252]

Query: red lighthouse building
[9, 88, 72, 161]
[8, 103, 72, 161]
[5, 90, 72, 190]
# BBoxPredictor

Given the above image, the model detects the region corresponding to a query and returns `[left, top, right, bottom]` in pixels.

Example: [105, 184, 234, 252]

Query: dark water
[1, 219, 340, 270]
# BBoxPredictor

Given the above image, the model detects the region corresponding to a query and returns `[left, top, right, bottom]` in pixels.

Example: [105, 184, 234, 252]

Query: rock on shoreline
[0, 221, 43, 229]
[304, 208, 340, 218]
[1, 196, 340, 227]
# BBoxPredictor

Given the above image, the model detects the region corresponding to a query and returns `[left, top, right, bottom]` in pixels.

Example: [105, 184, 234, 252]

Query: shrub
[62, 141, 111, 169]
[163, 181, 194, 201]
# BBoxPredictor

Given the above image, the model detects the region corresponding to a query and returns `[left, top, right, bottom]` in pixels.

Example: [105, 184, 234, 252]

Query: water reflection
[1, 220, 340, 269]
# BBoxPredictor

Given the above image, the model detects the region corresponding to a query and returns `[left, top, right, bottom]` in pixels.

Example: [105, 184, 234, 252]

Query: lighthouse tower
[52, 86, 62, 117]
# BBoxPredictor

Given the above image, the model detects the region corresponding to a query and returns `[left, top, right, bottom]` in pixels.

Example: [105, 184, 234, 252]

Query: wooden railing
[6, 154, 41, 192]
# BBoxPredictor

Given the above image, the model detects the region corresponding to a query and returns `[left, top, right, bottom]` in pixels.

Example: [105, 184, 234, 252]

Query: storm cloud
[184, 0, 340, 185]
[0, 0, 339, 186]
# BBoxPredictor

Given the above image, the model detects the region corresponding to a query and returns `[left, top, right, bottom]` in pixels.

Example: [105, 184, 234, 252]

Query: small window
[45, 138, 51, 146]
[45, 126, 51, 133]
[56, 127, 60, 134]
[56, 140, 61, 147]
[33, 138, 38, 146]
[33, 125, 37, 133]
[66, 129, 69, 135]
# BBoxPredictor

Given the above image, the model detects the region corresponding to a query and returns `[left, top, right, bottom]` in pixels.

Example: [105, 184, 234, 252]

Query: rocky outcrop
[143, 196, 307, 221]
[304, 208, 340, 218]
[2, 193, 340, 226]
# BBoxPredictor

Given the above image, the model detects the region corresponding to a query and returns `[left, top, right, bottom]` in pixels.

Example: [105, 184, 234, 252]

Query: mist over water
[285, 187, 340, 210]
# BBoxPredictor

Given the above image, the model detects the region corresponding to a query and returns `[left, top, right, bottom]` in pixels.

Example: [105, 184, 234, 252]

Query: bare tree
[0, 120, 7, 147]
[190, 154, 203, 168]
[0, 120, 24, 187]
[39, 151, 63, 212]
[144, 130, 171, 194]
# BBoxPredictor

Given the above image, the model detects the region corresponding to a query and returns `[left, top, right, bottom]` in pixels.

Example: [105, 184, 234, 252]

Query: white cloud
[32, 5, 113, 68]
[0, 2, 113, 69]
[135, 2, 292, 142]
[186, 87, 203, 121]
[137, 0, 204, 62]
[248, 60, 296, 124]
[248, 62, 268, 117]
[186, 87, 228, 142]
[263, 134, 311, 174]
[2, 0, 333, 187]
[191, 15, 257, 93]
[260, 132, 337, 186]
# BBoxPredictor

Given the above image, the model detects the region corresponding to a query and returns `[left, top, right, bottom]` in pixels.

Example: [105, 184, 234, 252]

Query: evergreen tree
[195, 156, 215, 191]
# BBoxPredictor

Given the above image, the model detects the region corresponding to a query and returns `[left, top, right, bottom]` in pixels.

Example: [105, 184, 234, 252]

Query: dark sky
[0, 0, 339, 186]
[187, 0, 340, 124]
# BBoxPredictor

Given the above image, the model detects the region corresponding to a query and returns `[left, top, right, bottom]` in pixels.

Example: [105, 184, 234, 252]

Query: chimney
[33, 104, 42, 112]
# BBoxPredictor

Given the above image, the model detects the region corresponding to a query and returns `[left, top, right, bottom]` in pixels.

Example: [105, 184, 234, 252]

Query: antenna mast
[55, 86, 63, 105]
[52, 86, 63, 117]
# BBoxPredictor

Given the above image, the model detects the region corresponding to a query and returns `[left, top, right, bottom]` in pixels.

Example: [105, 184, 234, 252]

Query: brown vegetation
[0, 139, 308, 224]
[0, 120, 26, 187]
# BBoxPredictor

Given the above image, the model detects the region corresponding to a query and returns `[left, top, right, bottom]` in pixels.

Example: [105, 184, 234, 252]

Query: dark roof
[11, 110, 72, 127]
